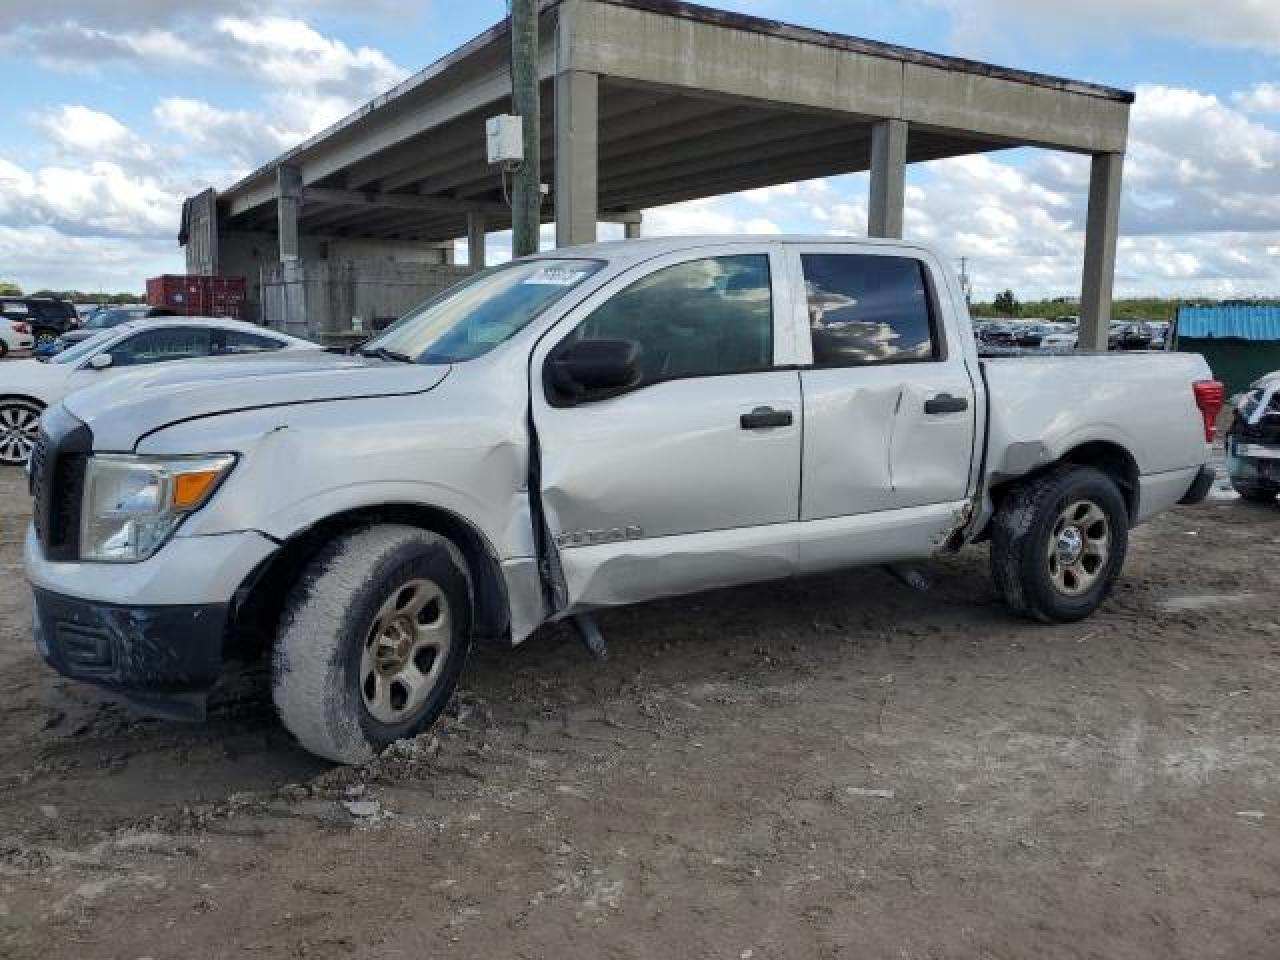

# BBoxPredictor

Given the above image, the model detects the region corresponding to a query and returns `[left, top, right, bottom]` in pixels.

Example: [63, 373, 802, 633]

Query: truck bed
[981, 351, 1213, 483]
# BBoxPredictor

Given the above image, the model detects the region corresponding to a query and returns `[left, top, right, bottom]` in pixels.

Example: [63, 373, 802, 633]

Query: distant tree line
[969, 293, 1279, 324]
[0, 282, 142, 304]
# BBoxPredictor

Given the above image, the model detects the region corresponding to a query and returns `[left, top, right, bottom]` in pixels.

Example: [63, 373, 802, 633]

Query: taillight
[1193, 380, 1225, 443]
[10, 321, 30, 335]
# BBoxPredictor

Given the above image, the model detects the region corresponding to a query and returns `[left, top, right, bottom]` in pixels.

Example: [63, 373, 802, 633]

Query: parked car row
[973, 318, 1170, 353]
[1, 297, 78, 346]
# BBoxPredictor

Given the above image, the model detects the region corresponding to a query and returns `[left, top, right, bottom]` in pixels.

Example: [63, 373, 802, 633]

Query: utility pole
[958, 257, 972, 306]
[509, 0, 541, 257]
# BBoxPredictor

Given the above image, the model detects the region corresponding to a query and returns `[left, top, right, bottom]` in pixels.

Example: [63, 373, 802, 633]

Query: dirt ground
[1, 445, 1278, 958]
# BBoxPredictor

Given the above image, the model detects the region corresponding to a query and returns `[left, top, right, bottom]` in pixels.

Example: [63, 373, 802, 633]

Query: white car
[0, 318, 315, 466]
[1, 316, 35, 358]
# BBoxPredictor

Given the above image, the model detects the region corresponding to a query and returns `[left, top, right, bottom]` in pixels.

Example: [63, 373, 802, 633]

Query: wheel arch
[228, 502, 512, 660]
[0, 393, 48, 409]
[985, 439, 1141, 537]
[1055, 440, 1140, 522]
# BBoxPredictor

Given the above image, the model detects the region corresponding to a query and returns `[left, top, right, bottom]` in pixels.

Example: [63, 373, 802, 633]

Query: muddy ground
[1, 454, 1278, 958]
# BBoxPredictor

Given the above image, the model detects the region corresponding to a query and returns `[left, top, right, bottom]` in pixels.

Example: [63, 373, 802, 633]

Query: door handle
[924, 393, 969, 415]
[740, 406, 794, 430]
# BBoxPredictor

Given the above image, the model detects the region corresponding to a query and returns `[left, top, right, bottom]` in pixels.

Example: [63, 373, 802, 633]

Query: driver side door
[530, 245, 804, 611]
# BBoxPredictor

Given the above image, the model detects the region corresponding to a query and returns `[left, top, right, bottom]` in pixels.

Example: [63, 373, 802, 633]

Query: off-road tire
[990, 465, 1129, 624]
[1230, 481, 1278, 504]
[272, 525, 472, 764]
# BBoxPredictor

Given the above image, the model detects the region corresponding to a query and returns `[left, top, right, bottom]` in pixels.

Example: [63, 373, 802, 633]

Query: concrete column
[276, 165, 302, 262]
[1079, 152, 1124, 352]
[275, 165, 306, 335]
[624, 214, 642, 240]
[868, 119, 907, 239]
[466, 211, 486, 269]
[555, 70, 599, 248]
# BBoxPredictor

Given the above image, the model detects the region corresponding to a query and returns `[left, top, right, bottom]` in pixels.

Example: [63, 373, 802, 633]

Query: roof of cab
[530, 235, 932, 265]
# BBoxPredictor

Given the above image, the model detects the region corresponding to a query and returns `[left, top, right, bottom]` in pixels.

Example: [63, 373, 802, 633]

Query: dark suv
[0, 298, 77, 346]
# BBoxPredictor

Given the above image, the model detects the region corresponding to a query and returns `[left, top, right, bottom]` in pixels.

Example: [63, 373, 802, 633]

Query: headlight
[80, 454, 236, 562]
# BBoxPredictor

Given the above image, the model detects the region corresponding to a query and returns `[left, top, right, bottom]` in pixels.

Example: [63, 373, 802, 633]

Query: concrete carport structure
[188, 0, 1133, 347]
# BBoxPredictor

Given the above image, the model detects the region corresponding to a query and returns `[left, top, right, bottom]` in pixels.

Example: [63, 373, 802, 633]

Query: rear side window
[214, 329, 286, 354]
[801, 254, 940, 367]
[567, 254, 773, 389]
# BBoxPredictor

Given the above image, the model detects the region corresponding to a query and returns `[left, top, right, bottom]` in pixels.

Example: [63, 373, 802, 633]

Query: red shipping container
[146, 275, 247, 320]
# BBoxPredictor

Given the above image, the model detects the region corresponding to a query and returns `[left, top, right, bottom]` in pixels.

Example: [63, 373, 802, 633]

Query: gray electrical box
[486, 115, 524, 165]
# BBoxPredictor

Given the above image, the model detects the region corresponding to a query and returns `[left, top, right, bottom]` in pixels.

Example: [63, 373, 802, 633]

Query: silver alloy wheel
[1047, 499, 1110, 596]
[359, 577, 452, 724]
[0, 401, 41, 466]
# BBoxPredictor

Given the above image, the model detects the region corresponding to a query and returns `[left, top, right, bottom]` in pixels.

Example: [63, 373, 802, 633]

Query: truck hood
[62, 349, 451, 449]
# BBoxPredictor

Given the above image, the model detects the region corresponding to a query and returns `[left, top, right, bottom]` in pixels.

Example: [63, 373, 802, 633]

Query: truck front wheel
[272, 525, 472, 764]
[990, 465, 1129, 624]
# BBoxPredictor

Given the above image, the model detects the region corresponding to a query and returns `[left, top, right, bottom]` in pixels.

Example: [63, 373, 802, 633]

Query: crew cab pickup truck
[25, 237, 1223, 763]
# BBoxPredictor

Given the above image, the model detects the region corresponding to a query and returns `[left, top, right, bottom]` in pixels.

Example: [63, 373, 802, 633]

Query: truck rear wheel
[272, 525, 472, 764]
[990, 465, 1129, 624]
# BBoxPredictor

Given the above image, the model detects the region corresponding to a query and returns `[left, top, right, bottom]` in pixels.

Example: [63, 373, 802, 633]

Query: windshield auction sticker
[524, 267, 587, 286]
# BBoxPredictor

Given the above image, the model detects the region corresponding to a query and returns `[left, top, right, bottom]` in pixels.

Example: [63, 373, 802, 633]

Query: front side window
[364, 259, 603, 364]
[564, 254, 773, 389]
[109, 327, 212, 366]
[802, 254, 939, 367]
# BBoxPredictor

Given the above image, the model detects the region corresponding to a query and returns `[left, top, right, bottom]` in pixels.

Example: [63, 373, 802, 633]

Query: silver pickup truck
[24, 237, 1223, 763]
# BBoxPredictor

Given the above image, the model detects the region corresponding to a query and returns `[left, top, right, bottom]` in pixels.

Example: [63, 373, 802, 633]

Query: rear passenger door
[790, 245, 977, 519]
[531, 245, 804, 609]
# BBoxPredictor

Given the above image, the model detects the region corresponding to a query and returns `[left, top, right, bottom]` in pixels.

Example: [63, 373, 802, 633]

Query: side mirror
[87, 353, 113, 370]
[546, 338, 642, 406]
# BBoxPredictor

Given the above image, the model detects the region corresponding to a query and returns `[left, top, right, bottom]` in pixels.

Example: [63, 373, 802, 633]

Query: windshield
[363, 259, 603, 364]
[48, 330, 112, 365]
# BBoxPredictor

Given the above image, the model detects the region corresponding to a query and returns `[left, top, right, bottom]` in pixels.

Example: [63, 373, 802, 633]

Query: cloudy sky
[1, 0, 1278, 299]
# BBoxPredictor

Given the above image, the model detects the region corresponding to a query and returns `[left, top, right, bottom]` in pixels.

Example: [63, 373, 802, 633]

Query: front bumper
[33, 587, 226, 719]
[25, 526, 279, 718]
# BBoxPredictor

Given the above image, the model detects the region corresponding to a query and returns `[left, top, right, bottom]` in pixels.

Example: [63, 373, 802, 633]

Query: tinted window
[87, 307, 146, 329]
[215, 329, 285, 355]
[110, 327, 212, 366]
[567, 255, 773, 388]
[801, 254, 939, 367]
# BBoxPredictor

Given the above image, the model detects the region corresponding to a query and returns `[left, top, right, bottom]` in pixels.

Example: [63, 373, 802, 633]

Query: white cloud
[1234, 83, 1280, 114]
[0, 156, 185, 238]
[926, 0, 1280, 56]
[31, 105, 158, 170]
[153, 98, 297, 171]
[0, 225, 173, 293]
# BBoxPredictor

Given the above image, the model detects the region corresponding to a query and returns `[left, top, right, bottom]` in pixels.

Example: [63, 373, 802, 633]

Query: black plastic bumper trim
[33, 587, 226, 715]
